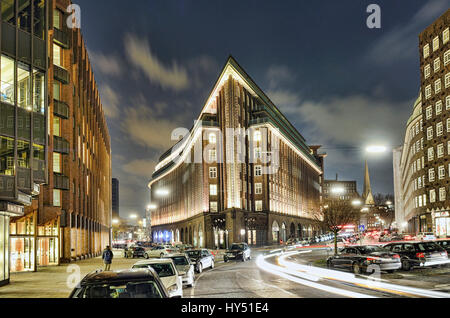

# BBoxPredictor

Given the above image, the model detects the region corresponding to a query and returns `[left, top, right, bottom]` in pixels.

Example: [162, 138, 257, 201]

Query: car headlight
[168, 284, 178, 292]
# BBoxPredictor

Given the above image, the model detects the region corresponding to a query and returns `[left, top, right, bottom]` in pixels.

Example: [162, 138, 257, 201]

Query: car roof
[80, 269, 158, 286]
[164, 253, 188, 258]
[133, 259, 174, 265]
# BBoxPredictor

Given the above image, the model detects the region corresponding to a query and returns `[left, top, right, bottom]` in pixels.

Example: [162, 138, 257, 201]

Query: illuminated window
[428, 147, 434, 161]
[436, 100, 443, 115]
[53, 153, 61, 173]
[438, 144, 444, 158]
[53, 44, 62, 67]
[445, 73, 450, 88]
[430, 189, 436, 203]
[434, 58, 440, 72]
[439, 188, 446, 202]
[424, 64, 431, 78]
[447, 118, 450, 132]
[255, 183, 262, 195]
[208, 149, 217, 162]
[426, 106, 433, 119]
[208, 133, 216, 144]
[438, 165, 445, 179]
[423, 44, 430, 58]
[209, 167, 217, 179]
[210, 201, 218, 212]
[427, 126, 433, 140]
[209, 184, 217, 196]
[425, 85, 432, 99]
[437, 122, 443, 136]
[255, 200, 263, 212]
[254, 130, 262, 142]
[445, 50, 450, 66]
[435, 79, 441, 94]
[447, 96, 450, 110]
[428, 168, 435, 182]
[255, 165, 262, 177]
[443, 28, 449, 44]
[53, 189, 61, 207]
[433, 36, 439, 52]
[53, 117, 61, 137]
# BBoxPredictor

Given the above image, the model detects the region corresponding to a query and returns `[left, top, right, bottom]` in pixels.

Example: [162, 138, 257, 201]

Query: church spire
[363, 160, 375, 205]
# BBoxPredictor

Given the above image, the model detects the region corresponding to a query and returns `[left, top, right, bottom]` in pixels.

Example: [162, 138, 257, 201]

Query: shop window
[1, 0, 15, 25]
[33, 0, 45, 39]
[0, 136, 14, 175]
[1, 55, 15, 104]
[17, 62, 32, 111]
[33, 70, 45, 113]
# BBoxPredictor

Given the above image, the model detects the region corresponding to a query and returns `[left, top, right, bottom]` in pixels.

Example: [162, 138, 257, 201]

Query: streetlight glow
[366, 145, 387, 153]
[129, 214, 138, 219]
[155, 189, 170, 197]
[352, 200, 362, 206]
[331, 187, 345, 194]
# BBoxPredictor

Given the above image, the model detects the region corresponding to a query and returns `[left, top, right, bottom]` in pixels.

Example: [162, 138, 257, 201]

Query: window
[437, 122, 443, 136]
[254, 147, 262, 159]
[428, 147, 434, 161]
[1, 0, 15, 25]
[429, 169, 435, 182]
[434, 58, 440, 72]
[255, 201, 263, 212]
[0, 136, 15, 175]
[447, 118, 450, 132]
[445, 50, 450, 66]
[208, 149, 217, 162]
[447, 96, 450, 110]
[53, 189, 61, 207]
[53, 117, 61, 137]
[208, 133, 216, 144]
[425, 85, 432, 99]
[17, 0, 31, 32]
[209, 167, 217, 179]
[433, 36, 439, 52]
[53, 153, 62, 173]
[425, 64, 431, 79]
[446, 73, 450, 88]
[426, 106, 433, 119]
[33, 0, 46, 38]
[423, 44, 430, 58]
[435, 79, 441, 94]
[430, 189, 436, 203]
[438, 165, 445, 180]
[210, 201, 218, 212]
[436, 100, 443, 115]
[439, 188, 446, 202]
[1, 55, 15, 104]
[254, 130, 262, 143]
[255, 165, 262, 177]
[438, 144, 444, 158]
[53, 82, 61, 100]
[53, 9, 62, 30]
[33, 70, 45, 114]
[444, 28, 449, 44]
[53, 44, 63, 67]
[255, 183, 262, 195]
[427, 126, 433, 140]
[209, 184, 217, 196]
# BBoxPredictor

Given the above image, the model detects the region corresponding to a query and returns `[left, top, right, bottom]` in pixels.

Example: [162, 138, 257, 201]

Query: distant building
[112, 178, 119, 219]
[323, 177, 361, 206]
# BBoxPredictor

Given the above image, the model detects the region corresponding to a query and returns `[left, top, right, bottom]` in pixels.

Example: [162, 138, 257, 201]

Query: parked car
[124, 246, 146, 258]
[224, 243, 251, 262]
[132, 259, 183, 298]
[145, 245, 179, 258]
[69, 268, 169, 298]
[186, 249, 215, 273]
[434, 240, 450, 254]
[326, 245, 401, 274]
[383, 241, 449, 271]
[164, 253, 195, 287]
[416, 232, 437, 241]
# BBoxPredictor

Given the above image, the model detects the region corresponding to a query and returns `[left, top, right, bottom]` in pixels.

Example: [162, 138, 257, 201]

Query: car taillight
[393, 254, 400, 259]
[367, 257, 376, 262]
[416, 252, 425, 258]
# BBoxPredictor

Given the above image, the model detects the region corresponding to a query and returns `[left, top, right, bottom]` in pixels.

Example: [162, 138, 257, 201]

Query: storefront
[433, 211, 450, 238]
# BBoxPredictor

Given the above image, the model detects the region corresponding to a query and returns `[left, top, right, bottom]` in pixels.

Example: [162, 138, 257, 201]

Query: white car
[417, 232, 436, 241]
[164, 253, 195, 287]
[145, 245, 178, 258]
[132, 259, 183, 298]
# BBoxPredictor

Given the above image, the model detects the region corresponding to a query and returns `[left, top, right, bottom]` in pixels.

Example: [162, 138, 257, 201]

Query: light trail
[273, 250, 450, 298]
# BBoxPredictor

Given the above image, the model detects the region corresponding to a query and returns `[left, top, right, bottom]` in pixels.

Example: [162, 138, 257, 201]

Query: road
[190, 248, 450, 298]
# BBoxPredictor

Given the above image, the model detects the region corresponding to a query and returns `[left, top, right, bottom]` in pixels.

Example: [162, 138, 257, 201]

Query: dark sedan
[383, 241, 449, 271]
[327, 245, 401, 274]
[69, 268, 169, 298]
[224, 243, 251, 262]
[124, 246, 146, 258]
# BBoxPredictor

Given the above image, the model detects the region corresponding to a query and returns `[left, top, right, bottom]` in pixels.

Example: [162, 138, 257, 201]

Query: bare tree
[314, 202, 361, 255]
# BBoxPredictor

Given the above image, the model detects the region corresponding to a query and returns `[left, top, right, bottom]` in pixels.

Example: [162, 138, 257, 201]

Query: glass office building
[0, 0, 48, 286]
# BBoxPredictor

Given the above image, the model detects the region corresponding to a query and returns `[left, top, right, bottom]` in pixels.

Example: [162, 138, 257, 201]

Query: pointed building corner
[363, 160, 375, 206]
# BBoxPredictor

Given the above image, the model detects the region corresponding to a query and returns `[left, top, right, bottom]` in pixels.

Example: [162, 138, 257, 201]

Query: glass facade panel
[33, 69, 45, 113]
[0, 102, 15, 136]
[17, 62, 32, 110]
[0, 136, 15, 175]
[1, 55, 15, 105]
[17, 107, 31, 139]
[17, 140, 30, 168]
[53, 117, 60, 137]
[17, 0, 32, 33]
[10, 237, 34, 272]
[33, 113, 45, 144]
[53, 44, 62, 67]
[53, 82, 60, 100]
[0, 216, 4, 283]
[33, 0, 45, 39]
[1, 0, 15, 25]
[53, 153, 61, 173]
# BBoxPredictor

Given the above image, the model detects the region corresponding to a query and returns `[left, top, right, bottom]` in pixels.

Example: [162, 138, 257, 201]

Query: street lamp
[366, 145, 388, 153]
[112, 219, 119, 225]
[352, 199, 362, 206]
[129, 214, 138, 220]
[155, 188, 170, 197]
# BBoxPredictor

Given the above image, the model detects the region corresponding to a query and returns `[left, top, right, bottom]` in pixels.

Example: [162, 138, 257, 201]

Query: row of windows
[425, 96, 450, 119]
[423, 27, 449, 59]
[426, 119, 450, 140]
[427, 141, 450, 161]
[1, 0, 46, 39]
[424, 73, 450, 99]
[424, 50, 450, 78]
[428, 164, 450, 182]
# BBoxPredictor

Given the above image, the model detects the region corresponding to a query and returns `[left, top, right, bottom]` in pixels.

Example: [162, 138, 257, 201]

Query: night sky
[73, 0, 450, 218]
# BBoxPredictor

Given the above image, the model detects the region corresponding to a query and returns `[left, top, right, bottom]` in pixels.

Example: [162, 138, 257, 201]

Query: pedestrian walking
[102, 245, 114, 271]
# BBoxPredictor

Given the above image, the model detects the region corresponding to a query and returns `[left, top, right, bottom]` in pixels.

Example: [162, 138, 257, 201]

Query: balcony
[53, 28, 70, 49]
[53, 136, 70, 154]
[53, 99, 69, 119]
[54, 173, 69, 190]
[249, 117, 271, 126]
[54, 65, 70, 84]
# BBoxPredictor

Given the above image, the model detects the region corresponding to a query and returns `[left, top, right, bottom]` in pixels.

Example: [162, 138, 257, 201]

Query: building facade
[323, 178, 360, 205]
[4, 0, 111, 279]
[148, 57, 324, 248]
[0, 0, 49, 286]
[112, 178, 119, 220]
[419, 9, 450, 237]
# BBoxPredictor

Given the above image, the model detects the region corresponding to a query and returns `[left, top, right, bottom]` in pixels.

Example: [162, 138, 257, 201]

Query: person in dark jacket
[102, 246, 114, 271]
